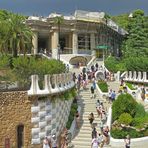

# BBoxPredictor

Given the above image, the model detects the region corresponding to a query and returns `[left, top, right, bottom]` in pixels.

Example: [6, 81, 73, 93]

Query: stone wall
[0, 91, 74, 148]
[0, 91, 32, 148]
[31, 96, 73, 146]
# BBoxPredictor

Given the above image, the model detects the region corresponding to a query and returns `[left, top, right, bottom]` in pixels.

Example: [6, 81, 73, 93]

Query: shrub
[111, 129, 127, 139]
[132, 116, 148, 128]
[0, 54, 10, 69]
[125, 57, 148, 72]
[70, 88, 77, 98]
[135, 104, 146, 118]
[111, 128, 144, 139]
[66, 102, 78, 129]
[118, 113, 133, 125]
[11, 56, 66, 86]
[104, 56, 126, 73]
[112, 94, 137, 121]
[126, 82, 136, 90]
[97, 81, 108, 92]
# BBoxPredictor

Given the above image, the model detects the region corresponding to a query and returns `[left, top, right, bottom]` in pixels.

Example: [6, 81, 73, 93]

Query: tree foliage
[122, 9, 148, 58]
[104, 56, 126, 73]
[112, 94, 138, 121]
[0, 55, 66, 87]
[118, 113, 133, 126]
[125, 57, 148, 72]
[111, 13, 129, 30]
[0, 9, 33, 57]
[111, 9, 148, 72]
[12, 57, 66, 86]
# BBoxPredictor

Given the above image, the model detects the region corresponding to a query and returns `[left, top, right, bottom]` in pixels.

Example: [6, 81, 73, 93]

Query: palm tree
[0, 10, 33, 57]
[8, 14, 33, 57]
[54, 15, 64, 60]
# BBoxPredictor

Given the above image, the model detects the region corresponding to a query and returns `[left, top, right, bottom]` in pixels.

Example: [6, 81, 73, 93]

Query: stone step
[72, 140, 91, 145]
[72, 78, 110, 148]
[73, 145, 111, 148]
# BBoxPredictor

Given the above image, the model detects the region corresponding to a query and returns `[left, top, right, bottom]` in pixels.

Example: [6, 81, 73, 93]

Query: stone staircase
[72, 83, 111, 148]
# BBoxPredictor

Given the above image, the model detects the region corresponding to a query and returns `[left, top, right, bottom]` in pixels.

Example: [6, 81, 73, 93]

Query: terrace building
[27, 10, 127, 65]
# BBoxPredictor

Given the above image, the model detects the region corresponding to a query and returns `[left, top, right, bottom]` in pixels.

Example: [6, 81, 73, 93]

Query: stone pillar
[85, 35, 88, 50]
[69, 33, 72, 49]
[90, 33, 96, 55]
[32, 31, 38, 55]
[51, 30, 59, 59]
[72, 31, 78, 54]
[48, 35, 51, 54]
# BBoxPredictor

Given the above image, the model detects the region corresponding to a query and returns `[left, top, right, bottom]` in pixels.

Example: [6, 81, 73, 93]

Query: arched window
[17, 125, 24, 148]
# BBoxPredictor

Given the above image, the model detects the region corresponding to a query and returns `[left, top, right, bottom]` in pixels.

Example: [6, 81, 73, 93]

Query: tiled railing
[28, 72, 75, 95]
[124, 71, 148, 83]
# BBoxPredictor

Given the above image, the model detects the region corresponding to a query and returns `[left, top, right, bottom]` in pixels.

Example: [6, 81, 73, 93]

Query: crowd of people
[43, 134, 57, 148]
[90, 126, 110, 148]
[42, 62, 137, 148]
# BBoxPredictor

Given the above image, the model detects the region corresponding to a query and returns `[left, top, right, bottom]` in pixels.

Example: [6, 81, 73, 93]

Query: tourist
[75, 110, 80, 128]
[103, 126, 110, 144]
[72, 72, 77, 83]
[43, 136, 51, 148]
[97, 133, 104, 148]
[91, 65, 95, 72]
[92, 78, 96, 90]
[90, 85, 95, 98]
[51, 134, 58, 148]
[108, 89, 112, 103]
[124, 135, 131, 148]
[76, 80, 81, 93]
[91, 135, 99, 148]
[66, 64, 69, 72]
[95, 63, 99, 71]
[119, 84, 123, 94]
[96, 99, 100, 107]
[82, 72, 87, 89]
[88, 112, 95, 126]
[91, 127, 97, 139]
[96, 106, 101, 117]
[141, 87, 146, 101]
[60, 127, 68, 148]
[111, 90, 116, 102]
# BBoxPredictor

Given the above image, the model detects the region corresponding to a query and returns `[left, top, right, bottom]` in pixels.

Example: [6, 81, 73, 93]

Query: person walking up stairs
[71, 82, 111, 148]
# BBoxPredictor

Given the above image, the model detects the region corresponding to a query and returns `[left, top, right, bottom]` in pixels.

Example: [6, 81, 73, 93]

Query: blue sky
[0, 0, 147, 16]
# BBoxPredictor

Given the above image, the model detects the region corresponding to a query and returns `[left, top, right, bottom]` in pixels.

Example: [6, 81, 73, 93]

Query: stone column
[51, 30, 59, 59]
[72, 31, 78, 54]
[85, 35, 88, 50]
[48, 35, 51, 54]
[32, 31, 38, 55]
[90, 33, 96, 55]
[68, 33, 72, 53]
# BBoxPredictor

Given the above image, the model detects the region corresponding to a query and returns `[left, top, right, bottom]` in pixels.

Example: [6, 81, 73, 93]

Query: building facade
[27, 10, 127, 62]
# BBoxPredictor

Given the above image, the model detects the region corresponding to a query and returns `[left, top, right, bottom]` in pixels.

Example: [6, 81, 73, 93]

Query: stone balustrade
[28, 72, 75, 95]
[124, 71, 148, 83]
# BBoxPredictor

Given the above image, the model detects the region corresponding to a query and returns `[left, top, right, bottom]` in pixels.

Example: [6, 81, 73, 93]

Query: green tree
[122, 9, 148, 58]
[111, 13, 129, 30]
[112, 94, 138, 121]
[118, 113, 133, 125]
[0, 10, 33, 57]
